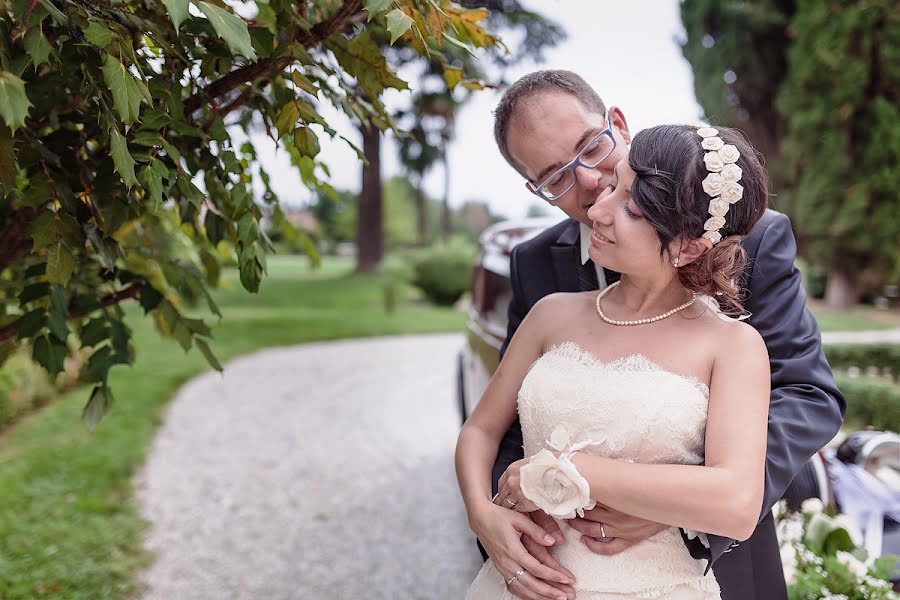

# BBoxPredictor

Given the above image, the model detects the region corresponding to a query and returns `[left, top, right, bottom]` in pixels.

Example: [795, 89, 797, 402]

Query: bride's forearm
[455, 424, 501, 522]
[571, 454, 762, 540]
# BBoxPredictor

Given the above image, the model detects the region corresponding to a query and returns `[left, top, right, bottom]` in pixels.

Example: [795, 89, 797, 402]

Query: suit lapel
[550, 220, 581, 293]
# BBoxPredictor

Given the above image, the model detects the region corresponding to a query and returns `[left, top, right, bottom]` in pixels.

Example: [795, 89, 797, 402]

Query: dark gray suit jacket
[492, 209, 845, 600]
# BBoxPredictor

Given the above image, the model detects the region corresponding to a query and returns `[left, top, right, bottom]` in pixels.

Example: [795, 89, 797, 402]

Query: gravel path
[136, 334, 483, 599]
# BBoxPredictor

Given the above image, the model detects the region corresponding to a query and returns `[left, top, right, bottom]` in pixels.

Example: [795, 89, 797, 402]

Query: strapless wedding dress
[466, 342, 722, 599]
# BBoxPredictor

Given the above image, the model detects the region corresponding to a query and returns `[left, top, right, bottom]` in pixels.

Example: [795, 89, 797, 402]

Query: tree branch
[0, 282, 145, 344]
[184, 0, 363, 118]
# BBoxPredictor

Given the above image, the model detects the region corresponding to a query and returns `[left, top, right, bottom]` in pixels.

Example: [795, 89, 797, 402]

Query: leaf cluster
[0, 0, 500, 427]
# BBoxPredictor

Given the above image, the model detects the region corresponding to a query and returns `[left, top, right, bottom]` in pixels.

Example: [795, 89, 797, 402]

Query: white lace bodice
[467, 341, 722, 599]
[518, 342, 710, 465]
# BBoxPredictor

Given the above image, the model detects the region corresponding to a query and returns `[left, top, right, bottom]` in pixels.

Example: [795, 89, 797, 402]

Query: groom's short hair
[493, 70, 607, 174]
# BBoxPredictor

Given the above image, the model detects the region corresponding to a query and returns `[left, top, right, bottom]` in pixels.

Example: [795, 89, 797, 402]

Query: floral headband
[696, 126, 743, 245]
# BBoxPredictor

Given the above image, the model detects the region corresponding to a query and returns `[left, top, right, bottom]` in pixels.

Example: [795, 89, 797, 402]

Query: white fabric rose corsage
[708, 198, 730, 217]
[701, 136, 724, 151]
[519, 449, 596, 519]
[702, 172, 724, 197]
[718, 144, 740, 164]
[721, 182, 744, 204]
[720, 163, 742, 183]
[703, 151, 725, 172]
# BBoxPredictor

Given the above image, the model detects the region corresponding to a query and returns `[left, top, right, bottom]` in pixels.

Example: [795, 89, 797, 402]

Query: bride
[456, 124, 770, 600]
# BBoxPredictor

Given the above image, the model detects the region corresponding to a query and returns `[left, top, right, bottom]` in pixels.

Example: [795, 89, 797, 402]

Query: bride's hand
[469, 501, 575, 600]
[495, 458, 540, 513]
[568, 504, 669, 556]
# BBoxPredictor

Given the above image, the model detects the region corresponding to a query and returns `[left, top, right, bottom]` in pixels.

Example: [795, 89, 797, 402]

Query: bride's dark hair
[628, 125, 768, 315]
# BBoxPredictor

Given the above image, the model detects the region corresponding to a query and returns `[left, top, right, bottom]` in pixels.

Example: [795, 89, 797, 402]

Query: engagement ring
[506, 568, 525, 585]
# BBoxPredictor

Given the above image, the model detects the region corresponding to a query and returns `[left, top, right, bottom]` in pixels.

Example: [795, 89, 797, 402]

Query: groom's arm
[705, 211, 846, 566]
[492, 243, 529, 493]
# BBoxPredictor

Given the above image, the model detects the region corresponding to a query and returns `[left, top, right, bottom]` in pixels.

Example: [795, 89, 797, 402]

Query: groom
[480, 70, 845, 600]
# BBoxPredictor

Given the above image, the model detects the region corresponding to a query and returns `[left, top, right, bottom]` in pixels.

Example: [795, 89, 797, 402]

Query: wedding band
[506, 568, 525, 584]
[599, 524, 606, 538]
[505, 496, 517, 507]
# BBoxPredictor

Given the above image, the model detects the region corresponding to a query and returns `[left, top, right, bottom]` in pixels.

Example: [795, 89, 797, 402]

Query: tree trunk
[414, 179, 427, 246]
[356, 124, 383, 273]
[824, 264, 860, 309]
[441, 141, 452, 239]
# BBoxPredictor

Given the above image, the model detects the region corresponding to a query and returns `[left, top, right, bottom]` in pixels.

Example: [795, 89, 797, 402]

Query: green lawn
[0, 255, 465, 599]
[808, 300, 900, 332]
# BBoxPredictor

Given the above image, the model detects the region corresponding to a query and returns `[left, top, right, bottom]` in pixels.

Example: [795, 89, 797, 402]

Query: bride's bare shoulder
[527, 291, 594, 328]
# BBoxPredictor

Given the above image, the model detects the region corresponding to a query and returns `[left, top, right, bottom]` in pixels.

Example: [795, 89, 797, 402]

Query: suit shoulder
[743, 209, 791, 257]
[512, 219, 573, 259]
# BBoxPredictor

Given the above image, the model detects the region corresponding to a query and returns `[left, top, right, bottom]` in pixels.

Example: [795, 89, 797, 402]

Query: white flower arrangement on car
[774, 498, 897, 599]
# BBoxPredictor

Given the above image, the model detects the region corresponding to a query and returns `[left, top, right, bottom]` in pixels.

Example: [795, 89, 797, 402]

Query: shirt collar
[579, 222, 592, 265]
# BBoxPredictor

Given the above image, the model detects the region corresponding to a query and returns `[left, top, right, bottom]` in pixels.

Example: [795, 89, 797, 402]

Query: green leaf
[386, 8, 414, 44]
[81, 317, 110, 347]
[109, 127, 137, 188]
[443, 66, 463, 89]
[292, 126, 320, 158]
[0, 71, 32, 131]
[274, 102, 299, 139]
[46, 241, 75, 285]
[32, 334, 66, 375]
[46, 285, 69, 341]
[40, 0, 66, 25]
[139, 160, 165, 207]
[24, 27, 52, 66]
[364, 0, 393, 21]
[195, 337, 223, 372]
[197, 2, 257, 60]
[204, 211, 226, 245]
[82, 385, 114, 431]
[139, 285, 163, 314]
[83, 20, 115, 48]
[161, 0, 191, 31]
[101, 55, 145, 125]
[236, 212, 259, 245]
[290, 70, 318, 96]
[18, 282, 50, 305]
[83, 344, 113, 382]
[25, 263, 47, 279]
[17, 308, 46, 339]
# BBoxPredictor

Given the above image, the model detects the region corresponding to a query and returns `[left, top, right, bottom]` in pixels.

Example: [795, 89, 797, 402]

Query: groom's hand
[567, 504, 668, 556]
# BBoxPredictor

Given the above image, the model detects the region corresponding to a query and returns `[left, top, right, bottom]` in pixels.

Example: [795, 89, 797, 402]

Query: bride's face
[586, 154, 672, 276]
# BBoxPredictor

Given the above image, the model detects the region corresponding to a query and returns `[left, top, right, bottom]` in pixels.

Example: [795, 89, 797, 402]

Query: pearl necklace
[595, 281, 697, 326]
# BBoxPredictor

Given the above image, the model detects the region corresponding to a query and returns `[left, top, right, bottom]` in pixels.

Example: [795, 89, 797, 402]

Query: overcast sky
[246, 0, 704, 220]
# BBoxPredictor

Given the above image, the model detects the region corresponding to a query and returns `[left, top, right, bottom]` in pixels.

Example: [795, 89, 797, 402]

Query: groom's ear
[609, 106, 632, 144]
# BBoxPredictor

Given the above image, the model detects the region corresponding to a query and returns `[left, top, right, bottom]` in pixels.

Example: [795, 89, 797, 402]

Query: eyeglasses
[526, 113, 617, 203]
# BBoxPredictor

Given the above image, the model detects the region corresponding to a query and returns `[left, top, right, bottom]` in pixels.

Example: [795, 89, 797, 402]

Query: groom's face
[506, 92, 631, 227]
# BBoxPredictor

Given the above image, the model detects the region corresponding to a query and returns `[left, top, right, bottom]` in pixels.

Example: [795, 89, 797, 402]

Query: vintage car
[456, 217, 562, 423]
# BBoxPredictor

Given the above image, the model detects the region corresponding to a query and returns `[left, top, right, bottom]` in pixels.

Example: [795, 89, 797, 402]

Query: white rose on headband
[721, 182, 744, 204]
[719, 144, 740, 164]
[520, 449, 596, 519]
[708, 198, 730, 217]
[701, 136, 725, 151]
[703, 151, 725, 172]
[704, 216, 726, 231]
[702, 172, 724, 197]
[696, 126, 719, 138]
[721, 163, 743, 183]
[702, 230, 722, 244]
